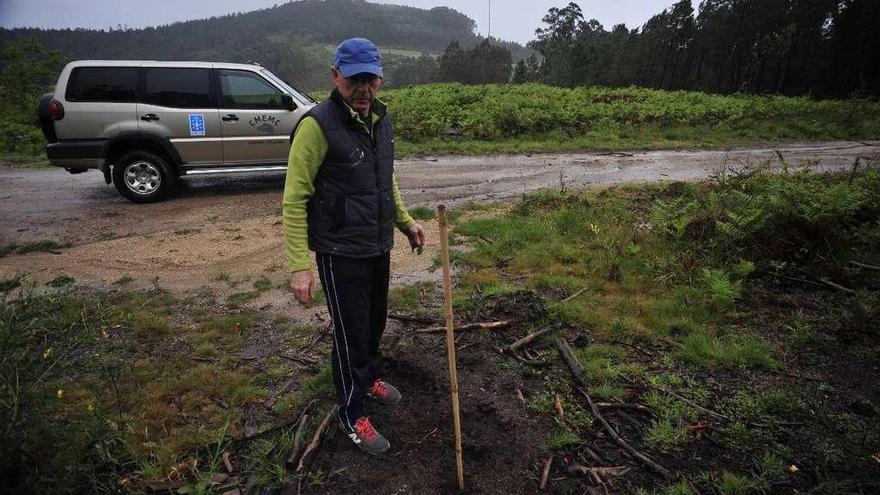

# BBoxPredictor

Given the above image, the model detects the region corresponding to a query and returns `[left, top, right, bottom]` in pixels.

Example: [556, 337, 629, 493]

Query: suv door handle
[140, 113, 160, 122]
[222, 114, 239, 122]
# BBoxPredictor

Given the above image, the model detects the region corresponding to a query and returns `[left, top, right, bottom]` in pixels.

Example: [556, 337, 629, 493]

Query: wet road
[0, 140, 876, 291]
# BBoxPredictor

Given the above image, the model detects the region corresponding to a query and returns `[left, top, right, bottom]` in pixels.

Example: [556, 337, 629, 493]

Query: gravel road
[1, 140, 876, 296]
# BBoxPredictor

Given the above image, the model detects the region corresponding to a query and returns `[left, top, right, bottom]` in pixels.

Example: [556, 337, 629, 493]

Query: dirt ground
[2, 141, 879, 494]
[0, 140, 876, 297]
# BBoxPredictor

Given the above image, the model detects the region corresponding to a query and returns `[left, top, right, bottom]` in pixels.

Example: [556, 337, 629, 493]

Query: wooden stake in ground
[438, 205, 465, 490]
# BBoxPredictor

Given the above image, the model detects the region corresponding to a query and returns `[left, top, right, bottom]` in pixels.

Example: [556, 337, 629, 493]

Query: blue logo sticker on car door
[189, 114, 206, 136]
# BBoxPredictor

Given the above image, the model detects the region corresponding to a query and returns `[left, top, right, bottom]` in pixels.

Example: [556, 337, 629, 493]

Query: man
[282, 37, 426, 455]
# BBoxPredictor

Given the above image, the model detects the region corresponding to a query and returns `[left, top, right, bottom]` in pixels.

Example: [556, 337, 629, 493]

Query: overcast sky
[0, 0, 682, 44]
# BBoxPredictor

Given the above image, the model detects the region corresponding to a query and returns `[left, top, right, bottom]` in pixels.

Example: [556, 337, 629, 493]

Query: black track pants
[316, 252, 390, 432]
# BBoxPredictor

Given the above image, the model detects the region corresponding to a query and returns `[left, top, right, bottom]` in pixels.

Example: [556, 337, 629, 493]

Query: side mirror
[281, 94, 297, 111]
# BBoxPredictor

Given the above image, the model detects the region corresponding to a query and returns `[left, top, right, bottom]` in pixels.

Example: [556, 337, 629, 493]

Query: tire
[112, 150, 176, 203]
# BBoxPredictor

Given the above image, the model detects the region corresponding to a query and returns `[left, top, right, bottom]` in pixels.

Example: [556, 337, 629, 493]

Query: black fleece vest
[305, 92, 395, 257]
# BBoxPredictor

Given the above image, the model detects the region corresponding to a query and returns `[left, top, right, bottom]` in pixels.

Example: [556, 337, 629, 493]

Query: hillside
[0, 0, 530, 90]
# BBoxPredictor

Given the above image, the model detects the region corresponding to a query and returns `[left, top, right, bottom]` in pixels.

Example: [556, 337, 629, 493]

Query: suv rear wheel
[113, 150, 176, 202]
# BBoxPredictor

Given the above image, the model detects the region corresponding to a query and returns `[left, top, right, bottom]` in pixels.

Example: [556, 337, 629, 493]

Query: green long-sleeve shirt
[282, 104, 415, 272]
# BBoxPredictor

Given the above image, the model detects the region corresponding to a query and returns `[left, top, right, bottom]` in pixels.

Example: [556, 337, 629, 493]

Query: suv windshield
[260, 69, 315, 104]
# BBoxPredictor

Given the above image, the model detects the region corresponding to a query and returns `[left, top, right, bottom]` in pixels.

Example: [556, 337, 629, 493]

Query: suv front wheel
[112, 151, 176, 203]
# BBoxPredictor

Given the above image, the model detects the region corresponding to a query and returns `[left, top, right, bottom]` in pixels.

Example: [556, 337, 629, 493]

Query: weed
[1, 272, 26, 292]
[214, 271, 231, 282]
[660, 479, 695, 495]
[133, 313, 171, 337]
[0, 240, 69, 257]
[227, 291, 261, 307]
[408, 206, 437, 220]
[645, 419, 691, 451]
[546, 424, 581, 451]
[113, 275, 134, 286]
[47, 275, 75, 288]
[677, 330, 777, 370]
[785, 310, 824, 349]
[253, 276, 272, 292]
[388, 285, 422, 312]
[700, 268, 741, 310]
[589, 383, 627, 401]
[201, 314, 256, 333]
[716, 471, 754, 495]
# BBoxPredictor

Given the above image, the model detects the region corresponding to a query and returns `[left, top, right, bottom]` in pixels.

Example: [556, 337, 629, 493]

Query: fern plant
[701, 268, 742, 310]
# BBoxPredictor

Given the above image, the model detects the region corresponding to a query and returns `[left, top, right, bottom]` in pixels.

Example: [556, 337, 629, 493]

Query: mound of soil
[305, 319, 553, 494]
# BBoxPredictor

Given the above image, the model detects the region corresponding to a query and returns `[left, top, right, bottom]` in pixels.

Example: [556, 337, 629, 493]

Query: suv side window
[66, 67, 138, 102]
[219, 70, 283, 109]
[143, 68, 211, 108]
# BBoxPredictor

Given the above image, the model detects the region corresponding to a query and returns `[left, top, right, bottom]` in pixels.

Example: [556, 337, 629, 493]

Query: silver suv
[38, 61, 315, 202]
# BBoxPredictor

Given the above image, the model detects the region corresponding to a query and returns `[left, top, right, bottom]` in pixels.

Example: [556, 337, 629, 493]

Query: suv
[38, 60, 316, 202]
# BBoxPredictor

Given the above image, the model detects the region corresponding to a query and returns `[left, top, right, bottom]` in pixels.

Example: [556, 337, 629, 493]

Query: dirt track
[0, 140, 877, 297]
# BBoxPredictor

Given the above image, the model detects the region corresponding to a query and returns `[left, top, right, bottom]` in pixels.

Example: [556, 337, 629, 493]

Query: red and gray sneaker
[367, 378, 402, 405]
[346, 416, 390, 455]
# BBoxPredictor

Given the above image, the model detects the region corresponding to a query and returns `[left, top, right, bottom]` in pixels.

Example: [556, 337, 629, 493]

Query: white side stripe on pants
[322, 255, 358, 432]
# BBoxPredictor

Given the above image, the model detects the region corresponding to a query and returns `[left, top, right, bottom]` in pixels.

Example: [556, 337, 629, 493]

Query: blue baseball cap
[334, 38, 383, 78]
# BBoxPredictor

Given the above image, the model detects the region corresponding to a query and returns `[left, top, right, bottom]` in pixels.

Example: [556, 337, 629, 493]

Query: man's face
[332, 68, 382, 116]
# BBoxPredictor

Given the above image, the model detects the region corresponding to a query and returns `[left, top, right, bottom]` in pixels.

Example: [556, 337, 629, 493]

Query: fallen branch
[561, 287, 589, 303]
[555, 337, 672, 480]
[416, 319, 517, 334]
[818, 277, 856, 295]
[775, 274, 825, 289]
[230, 399, 317, 445]
[563, 464, 631, 478]
[540, 455, 553, 490]
[285, 413, 310, 467]
[505, 325, 556, 354]
[296, 405, 338, 473]
[496, 346, 548, 366]
[656, 387, 730, 421]
[850, 260, 880, 272]
[580, 444, 605, 465]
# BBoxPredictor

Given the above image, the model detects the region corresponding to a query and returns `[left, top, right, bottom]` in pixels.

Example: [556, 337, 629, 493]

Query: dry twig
[656, 387, 730, 421]
[818, 277, 856, 294]
[555, 337, 672, 480]
[416, 319, 516, 334]
[851, 260, 880, 272]
[540, 455, 553, 490]
[296, 405, 338, 473]
[506, 325, 556, 353]
[285, 413, 310, 467]
[561, 287, 589, 303]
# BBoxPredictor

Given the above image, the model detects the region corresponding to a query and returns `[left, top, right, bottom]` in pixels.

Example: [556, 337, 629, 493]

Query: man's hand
[404, 223, 426, 254]
[290, 269, 317, 305]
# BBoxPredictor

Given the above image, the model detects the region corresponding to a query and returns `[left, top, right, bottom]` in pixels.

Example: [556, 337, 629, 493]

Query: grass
[0, 285, 322, 494]
[0, 240, 69, 257]
[677, 330, 778, 370]
[445, 166, 880, 493]
[387, 281, 435, 313]
[408, 206, 437, 220]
